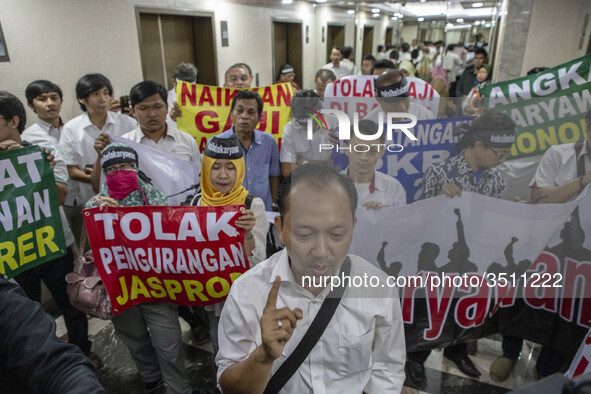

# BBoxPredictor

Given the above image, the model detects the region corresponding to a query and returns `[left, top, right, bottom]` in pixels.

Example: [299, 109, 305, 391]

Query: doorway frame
[271, 17, 304, 87]
[134, 6, 218, 88]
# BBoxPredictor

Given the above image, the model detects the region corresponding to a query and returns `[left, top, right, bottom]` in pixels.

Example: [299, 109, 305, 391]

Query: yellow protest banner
[176, 82, 294, 151]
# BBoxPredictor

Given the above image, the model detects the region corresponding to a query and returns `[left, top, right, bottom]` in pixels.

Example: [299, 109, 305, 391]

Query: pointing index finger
[264, 276, 281, 313]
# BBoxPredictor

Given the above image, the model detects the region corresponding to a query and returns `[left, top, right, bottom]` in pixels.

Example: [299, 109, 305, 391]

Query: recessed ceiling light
[281, 0, 292, 4]
[316, 0, 327, 3]
[391, 16, 398, 20]
[372, 8, 380, 13]
[456, 18, 464, 23]
[420, 0, 427, 2]
[485, 23, 491, 27]
[446, 23, 454, 28]
[472, 2, 484, 7]
[373, 13, 380, 17]
[394, 12, 403, 18]
[474, 20, 480, 25]
[347, 9, 355, 14]
[418, 17, 425, 21]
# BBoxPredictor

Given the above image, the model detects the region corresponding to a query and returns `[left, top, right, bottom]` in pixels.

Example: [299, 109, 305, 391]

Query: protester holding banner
[455, 47, 488, 97]
[314, 68, 336, 98]
[275, 64, 301, 92]
[216, 164, 406, 393]
[530, 109, 591, 204]
[462, 64, 492, 115]
[86, 142, 194, 394]
[359, 54, 375, 76]
[280, 89, 334, 176]
[407, 110, 517, 385]
[224, 63, 254, 89]
[342, 119, 407, 210]
[191, 134, 268, 355]
[0, 90, 102, 368]
[366, 69, 434, 123]
[218, 90, 281, 211]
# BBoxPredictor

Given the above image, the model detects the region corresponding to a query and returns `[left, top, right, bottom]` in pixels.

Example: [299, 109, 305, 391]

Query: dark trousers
[15, 247, 91, 354]
[408, 343, 468, 364]
[502, 335, 563, 376]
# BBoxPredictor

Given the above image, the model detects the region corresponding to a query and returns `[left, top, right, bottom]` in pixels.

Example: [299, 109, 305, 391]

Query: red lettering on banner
[261, 87, 274, 106]
[216, 87, 222, 106]
[224, 90, 239, 106]
[277, 137, 282, 150]
[352, 80, 361, 97]
[357, 103, 368, 118]
[455, 275, 491, 329]
[524, 252, 558, 312]
[574, 357, 590, 377]
[362, 80, 373, 96]
[258, 112, 267, 130]
[199, 137, 207, 152]
[195, 111, 219, 133]
[199, 86, 214, 106]
[222, 115, 233, 132]
[331, 80, 341, 96]
[342, 79, 351, 96]
[587, 331, 591, 345]
[401, 274, 424, 323]
[424, 273, 455, 340]
[560, 258, 591, 327]
[181, 83, 197, 106]
[276, 85, 292, 107]
[409, 82, 417, 98]
[83, 206, 249, 315]
[271, 111, 280, 134]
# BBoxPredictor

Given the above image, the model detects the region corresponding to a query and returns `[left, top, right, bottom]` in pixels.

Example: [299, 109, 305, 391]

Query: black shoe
[448, 355, 481, 378]
[405, 359, 426, 385]
[191, 325, 211, 346]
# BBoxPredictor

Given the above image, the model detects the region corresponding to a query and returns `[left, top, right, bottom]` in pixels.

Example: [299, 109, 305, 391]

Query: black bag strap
[575, 141, 586, 178]
[263, 256, 352, 394]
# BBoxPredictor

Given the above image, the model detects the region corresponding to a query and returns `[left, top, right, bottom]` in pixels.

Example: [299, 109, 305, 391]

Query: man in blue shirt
[218, 91, 281, 211]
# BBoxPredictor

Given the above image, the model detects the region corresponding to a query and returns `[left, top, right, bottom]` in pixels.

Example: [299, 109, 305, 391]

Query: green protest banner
[479, 53, 591, 159]
[0, 145, 66, 278]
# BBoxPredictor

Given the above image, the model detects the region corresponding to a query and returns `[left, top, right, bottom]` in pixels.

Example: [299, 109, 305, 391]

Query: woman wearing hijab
[430, 65, 455, 117]
[275, 64, 301, 91]
[192, 134, 269, 354]
[463, 64, 492, 115]
[398, 60, 416, 78]
[86, 143, 195, 394]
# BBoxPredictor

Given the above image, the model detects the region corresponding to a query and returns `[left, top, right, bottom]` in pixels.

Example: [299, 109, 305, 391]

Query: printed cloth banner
[0, 146, 66, 278]
[479, 53, 591, 160]
[348, 190, 583, 352]
[83, 205, 248, 315]
[566, 328, 591, 379]
[324, 75, 440, 117]
[176, 81, 294, 151]
[333, 116, 471, 203]
[110, 135, 201, 206]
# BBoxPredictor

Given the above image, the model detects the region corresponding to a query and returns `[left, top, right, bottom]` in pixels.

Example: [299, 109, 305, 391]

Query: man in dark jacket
[455, 47, 488, 97]
[0, 277, 104, 393]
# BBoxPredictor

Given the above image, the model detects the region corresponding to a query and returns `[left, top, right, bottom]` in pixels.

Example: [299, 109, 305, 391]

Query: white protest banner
[324, 75, 440, 117]
[110, 135, 200, 206]
[348, 191, 583, 350]
[566, 328, 591, 378]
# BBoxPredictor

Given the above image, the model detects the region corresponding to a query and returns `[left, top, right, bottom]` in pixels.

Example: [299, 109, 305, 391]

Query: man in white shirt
[442, 44, 463, 96]
[340, 46, 357, 75]
[322, 46, 350, 80]
[280, 89, 334, 176]
[59, 74, 136, 241]
[216, 164, 406, 393]
[91, 80, 201, 192]
[167, 63, 198, 111]
[342, 119, 406, 209]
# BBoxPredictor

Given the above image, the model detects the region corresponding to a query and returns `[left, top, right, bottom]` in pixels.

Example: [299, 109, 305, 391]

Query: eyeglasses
[487, 146, 510, 160]
[104, 163, 134, 174]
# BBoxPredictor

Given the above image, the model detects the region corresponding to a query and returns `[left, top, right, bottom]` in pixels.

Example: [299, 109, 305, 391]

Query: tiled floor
[54, 316, 540, 393]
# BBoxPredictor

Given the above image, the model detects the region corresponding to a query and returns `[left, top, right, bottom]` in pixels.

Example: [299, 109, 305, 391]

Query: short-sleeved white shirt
[341, 168, 407, 208]
[280, 118, 336, 163]
[122, 125, 201, 164]
[322, 63, 351, 79]
[22, 119, 74, 246]
[216, 249, 406, 393]
[58, 112, 137, 205]
[529, 142, 590, 200]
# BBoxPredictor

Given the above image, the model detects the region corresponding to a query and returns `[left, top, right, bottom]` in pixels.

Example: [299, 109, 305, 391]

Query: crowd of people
[0, 37, 587, 394]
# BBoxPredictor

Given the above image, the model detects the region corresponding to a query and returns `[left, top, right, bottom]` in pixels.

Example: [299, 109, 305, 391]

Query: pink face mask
[106, 169, 141, 200]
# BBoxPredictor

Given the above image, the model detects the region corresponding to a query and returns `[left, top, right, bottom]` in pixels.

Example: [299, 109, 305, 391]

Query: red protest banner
[83, 205, 248, 316]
